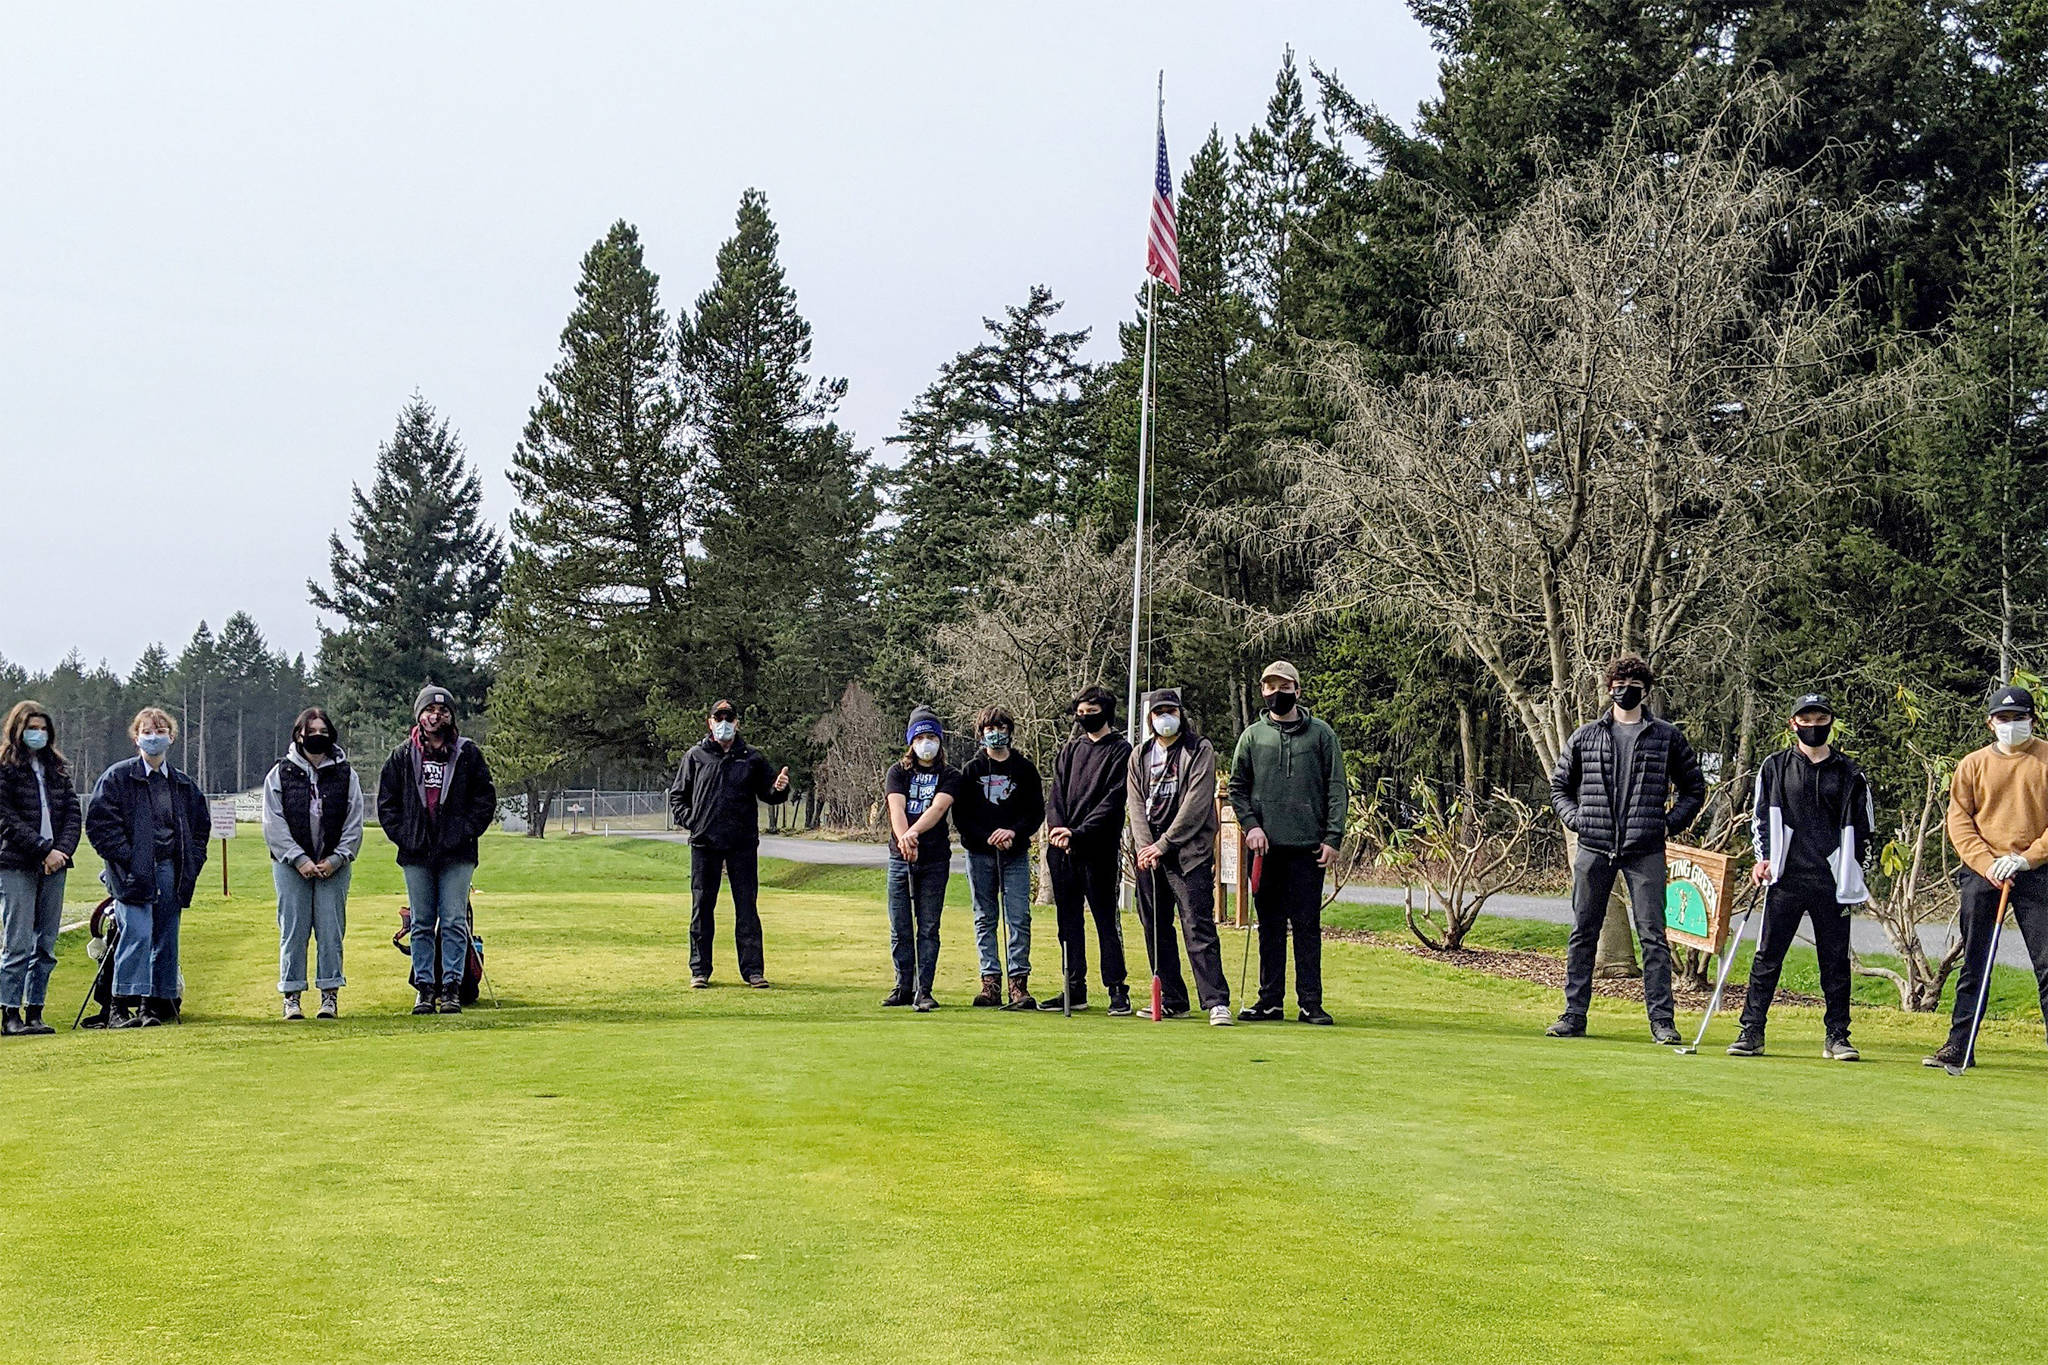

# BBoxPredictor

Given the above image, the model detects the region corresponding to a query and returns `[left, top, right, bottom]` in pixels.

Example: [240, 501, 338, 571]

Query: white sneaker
[1210, 1005, 1234, 1027]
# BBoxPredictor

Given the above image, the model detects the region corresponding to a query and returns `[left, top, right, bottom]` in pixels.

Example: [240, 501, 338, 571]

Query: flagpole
[1127, 72, 1163, 745]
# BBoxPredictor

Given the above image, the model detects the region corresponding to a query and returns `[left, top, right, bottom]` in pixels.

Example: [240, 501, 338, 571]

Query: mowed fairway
[4, 832, 2047, 1364]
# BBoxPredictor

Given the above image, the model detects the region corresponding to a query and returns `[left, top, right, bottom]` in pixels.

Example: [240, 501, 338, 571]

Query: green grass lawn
[5, 831, 2047, 1364]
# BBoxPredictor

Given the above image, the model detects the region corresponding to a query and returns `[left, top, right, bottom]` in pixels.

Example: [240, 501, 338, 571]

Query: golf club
[1146, 859, 1164, 1022]
[1674, 881, 1764, 1055]
[72, 900, 118, 1030]
[1951, 878, 2013, 1076]
[1237, 850, 1263, 1010]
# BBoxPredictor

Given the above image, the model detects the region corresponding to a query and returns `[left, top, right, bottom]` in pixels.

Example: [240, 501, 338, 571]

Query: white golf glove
[1989, 853, 2031, 883]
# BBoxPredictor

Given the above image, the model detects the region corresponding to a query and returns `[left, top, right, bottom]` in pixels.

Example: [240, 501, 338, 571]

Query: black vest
[279, 758, 352, 861]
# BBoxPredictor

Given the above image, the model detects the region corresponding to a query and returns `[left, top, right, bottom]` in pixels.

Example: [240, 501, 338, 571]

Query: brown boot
[1004, 975, 1037, 1011]
[972, 974, 1002, 1008]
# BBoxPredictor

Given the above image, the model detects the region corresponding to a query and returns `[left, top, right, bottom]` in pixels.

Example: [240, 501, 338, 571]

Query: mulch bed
[1323, 926, 1823, 1011]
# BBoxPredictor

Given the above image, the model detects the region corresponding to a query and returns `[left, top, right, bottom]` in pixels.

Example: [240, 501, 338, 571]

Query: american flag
[1146, 115, 1180, 294]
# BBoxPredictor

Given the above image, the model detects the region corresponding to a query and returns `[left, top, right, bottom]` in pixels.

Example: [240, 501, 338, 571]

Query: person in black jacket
[376, 684, 498, 1015]
[1039, 686, 1133, 1015]
[668, 698, 792, 989]
[1730, 693, 1875, 1061]
[0, 702, 83, 1036]
[85, 707, 210, 1028]
[955, 705, 1045, 1009]
[1546, 655, 1706, 1043]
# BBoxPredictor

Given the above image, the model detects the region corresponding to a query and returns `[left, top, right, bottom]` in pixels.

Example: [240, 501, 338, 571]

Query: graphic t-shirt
[886, 761, 961, 864]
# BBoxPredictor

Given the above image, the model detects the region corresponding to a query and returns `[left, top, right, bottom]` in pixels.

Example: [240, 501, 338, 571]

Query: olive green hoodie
[1227, 709, 1348, 850]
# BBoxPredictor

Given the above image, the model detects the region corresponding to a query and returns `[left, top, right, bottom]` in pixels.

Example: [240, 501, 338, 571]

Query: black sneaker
[412, 987, 438, 1016]
[1038, 989, 1088, 1012]
[1726, 1027, 1765, 1057]
[109, 1006, 145, 1030]
[1923, 1041, 1970, 1069]
[1298, 1007, 1334, 1026]
[1545, 1015, 1586, 1038]
[1106, 987, 1134, 1018]
[913, 992, 937, 1013]
[438, 989, 463, 1015]
[1238, 1003, 1284, 1022]
[1822, 1035, 1860, 1062]
[316, 989, 339, 1020]
[1161, 1006, 1190, 1020]
[1650, 1021, 1682, 1046]
[882, 986, 914, 1007]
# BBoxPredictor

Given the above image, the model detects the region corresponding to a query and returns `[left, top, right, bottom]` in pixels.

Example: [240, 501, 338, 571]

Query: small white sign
[209, 800, 238, 840]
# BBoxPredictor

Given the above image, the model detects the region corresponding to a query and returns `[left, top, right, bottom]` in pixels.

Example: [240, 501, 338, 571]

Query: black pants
[1563, 847, 1674, 1025]
[1945, 867, 2048, 1051]
[1737, 878, 1853, 1037]
[690, 844, 764, 981]
[1048, 842, 1126, 994]
[1253, 846, 1324, 1010]
[1135, 855, 1229, 1011]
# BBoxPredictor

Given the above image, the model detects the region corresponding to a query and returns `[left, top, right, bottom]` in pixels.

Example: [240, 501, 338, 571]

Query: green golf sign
[1664, 844, 1737, 954]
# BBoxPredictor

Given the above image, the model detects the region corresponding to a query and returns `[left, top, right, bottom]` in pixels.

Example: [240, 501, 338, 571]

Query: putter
[1951, 879, 2014, 1076]
[1675, 882, 1765, 1055]
[1146, 861, 1164, 1022]
[1236, 851, 1264, 1009]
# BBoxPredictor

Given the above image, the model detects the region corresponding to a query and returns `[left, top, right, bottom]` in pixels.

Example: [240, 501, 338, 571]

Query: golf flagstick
[1676, 882, 1765, 1054]
[1952, 878, 2014, 1076]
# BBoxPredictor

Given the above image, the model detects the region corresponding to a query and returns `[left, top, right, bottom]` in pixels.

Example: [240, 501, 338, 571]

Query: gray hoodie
[261, 745, 366, 867]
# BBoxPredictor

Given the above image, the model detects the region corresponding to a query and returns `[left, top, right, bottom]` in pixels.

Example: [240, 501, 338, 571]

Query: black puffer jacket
[1549, 714, 1706, 855]
[0, 755, 83, 872]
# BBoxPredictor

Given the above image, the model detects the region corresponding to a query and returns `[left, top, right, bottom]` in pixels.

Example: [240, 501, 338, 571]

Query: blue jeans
[274, 859, 350, 992]
[113, 860, 181, 999]
[966, 848, 1031, 978]
[0, 867, 67, 1007]
[886, 856, 948, 993]
[402, 861, 474, 987]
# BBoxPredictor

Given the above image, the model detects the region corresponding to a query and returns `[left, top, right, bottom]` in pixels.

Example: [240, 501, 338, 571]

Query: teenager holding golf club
[1229, 661, 1347, 1025]
[0, 702, 82, 1037]
[1729, 693, 1874, 1060]
[261, 707, 363, 1021]
[377, 684, 498, 1016]
[1127, 688, 1232, 1025]
[884, 707, 961, 1013]
[1546, 655, 1706, 1043]
[1925, 683, 2048, 1071]
[954, 706, 1043, 1010]
[85, 707, 210, 1028]
[1040, 686, 1134, 1015]
[669, 699, 793, 989]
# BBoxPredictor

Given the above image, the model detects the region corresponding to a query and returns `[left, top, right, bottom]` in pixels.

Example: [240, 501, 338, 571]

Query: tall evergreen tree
[311, 394, 503, 741]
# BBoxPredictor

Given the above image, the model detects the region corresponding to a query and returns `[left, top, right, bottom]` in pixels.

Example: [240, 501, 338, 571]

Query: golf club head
[1673, 1045, 1698, 1055]
[1944, 1062, 1969, 1077]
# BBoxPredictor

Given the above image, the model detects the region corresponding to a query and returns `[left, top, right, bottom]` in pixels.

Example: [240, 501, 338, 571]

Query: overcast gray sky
[1, 1, 1439, 674]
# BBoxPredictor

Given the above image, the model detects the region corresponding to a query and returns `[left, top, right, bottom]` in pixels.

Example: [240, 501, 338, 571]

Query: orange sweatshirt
[1947, 739, 2048, 878]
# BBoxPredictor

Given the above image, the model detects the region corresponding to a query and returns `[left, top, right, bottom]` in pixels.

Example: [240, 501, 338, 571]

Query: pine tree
[311, 394, 503, 741]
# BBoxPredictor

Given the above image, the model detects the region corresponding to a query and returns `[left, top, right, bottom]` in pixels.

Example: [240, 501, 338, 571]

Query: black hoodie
[1047, 726, 1132, 854]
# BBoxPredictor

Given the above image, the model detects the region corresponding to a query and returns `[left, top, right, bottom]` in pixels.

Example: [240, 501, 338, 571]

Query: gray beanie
[415, 684, 457, 718]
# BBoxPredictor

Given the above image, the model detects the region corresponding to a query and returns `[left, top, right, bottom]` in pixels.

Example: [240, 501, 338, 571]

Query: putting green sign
[1664, 844, 1737, 954]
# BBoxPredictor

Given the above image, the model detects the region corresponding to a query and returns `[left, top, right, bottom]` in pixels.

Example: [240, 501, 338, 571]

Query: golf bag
[75, 897, 183, 1027]
[391, 902, 485, 1006]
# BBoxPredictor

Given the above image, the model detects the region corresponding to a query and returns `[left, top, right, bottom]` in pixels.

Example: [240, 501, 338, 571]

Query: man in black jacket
[1039, 686, 1134, 1014]
[668, 699, 791, 989]
[1546, 655, 1706, 1042]
[376, 685, 498, 1015]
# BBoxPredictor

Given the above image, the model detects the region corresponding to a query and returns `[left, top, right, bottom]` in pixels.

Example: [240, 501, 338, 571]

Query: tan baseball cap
[1260, 660, 1300, 686]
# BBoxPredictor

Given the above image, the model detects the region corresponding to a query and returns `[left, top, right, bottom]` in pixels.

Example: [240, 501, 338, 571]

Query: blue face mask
[981, 730, 1010, 750]
[137, 733, 172, 758]
[22, 729, 47, 751]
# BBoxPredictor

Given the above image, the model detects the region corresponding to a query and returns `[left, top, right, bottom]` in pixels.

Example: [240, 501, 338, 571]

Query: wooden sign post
[1664, 843, 1738, 954]
[1217, 801, 1248, 927]
[209, 800, 238, 898]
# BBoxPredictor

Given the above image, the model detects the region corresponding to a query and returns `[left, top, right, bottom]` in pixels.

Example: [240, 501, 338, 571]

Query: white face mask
[912, 737, 940, 762]
[711, 720, 737, 742]
[1152, 713, 1181, 737]
[1997, 718, 2034, 747]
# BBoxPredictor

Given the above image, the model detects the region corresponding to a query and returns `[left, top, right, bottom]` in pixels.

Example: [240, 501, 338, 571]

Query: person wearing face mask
[1040, 686, 1135, 1015]
[1127, 689, 1232, 1025]
[1228, 662, 1348, 1025]
[954, 706, 1045, 1009]
[669, 699, 794, 989]
[1546, 654, 1706, 1043]
[376, 685, 498, 1016]
[261, 707, 364, 1021]
[0, 703, 82, 1036]
[1926, 684, 2048, 1070]
[1729, 694, 1875, 1060]
[85, 707, 210, 1027]
[884, 707, 962, 1012]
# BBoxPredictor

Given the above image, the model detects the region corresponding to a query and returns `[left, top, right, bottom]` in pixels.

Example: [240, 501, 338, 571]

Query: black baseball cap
[1789, 693, 1834, 718]
[1988, 684, 2035, 717]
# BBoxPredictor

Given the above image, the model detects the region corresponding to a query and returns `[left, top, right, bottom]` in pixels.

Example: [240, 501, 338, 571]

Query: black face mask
[300, 732, 334, 755]
[1611, 685, 1646, 712]
[1077, 710, 1109, 733]
[1267, 691, 1298, 716]
[1795, 722, 1833, 748]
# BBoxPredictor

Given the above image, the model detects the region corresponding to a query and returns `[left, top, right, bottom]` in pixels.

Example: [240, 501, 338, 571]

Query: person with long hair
[883, 707, 961, 1012]
[84, 707, 210, 1027]
[0, 702, 82, 1036]
[261, 707, 364, 1020]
